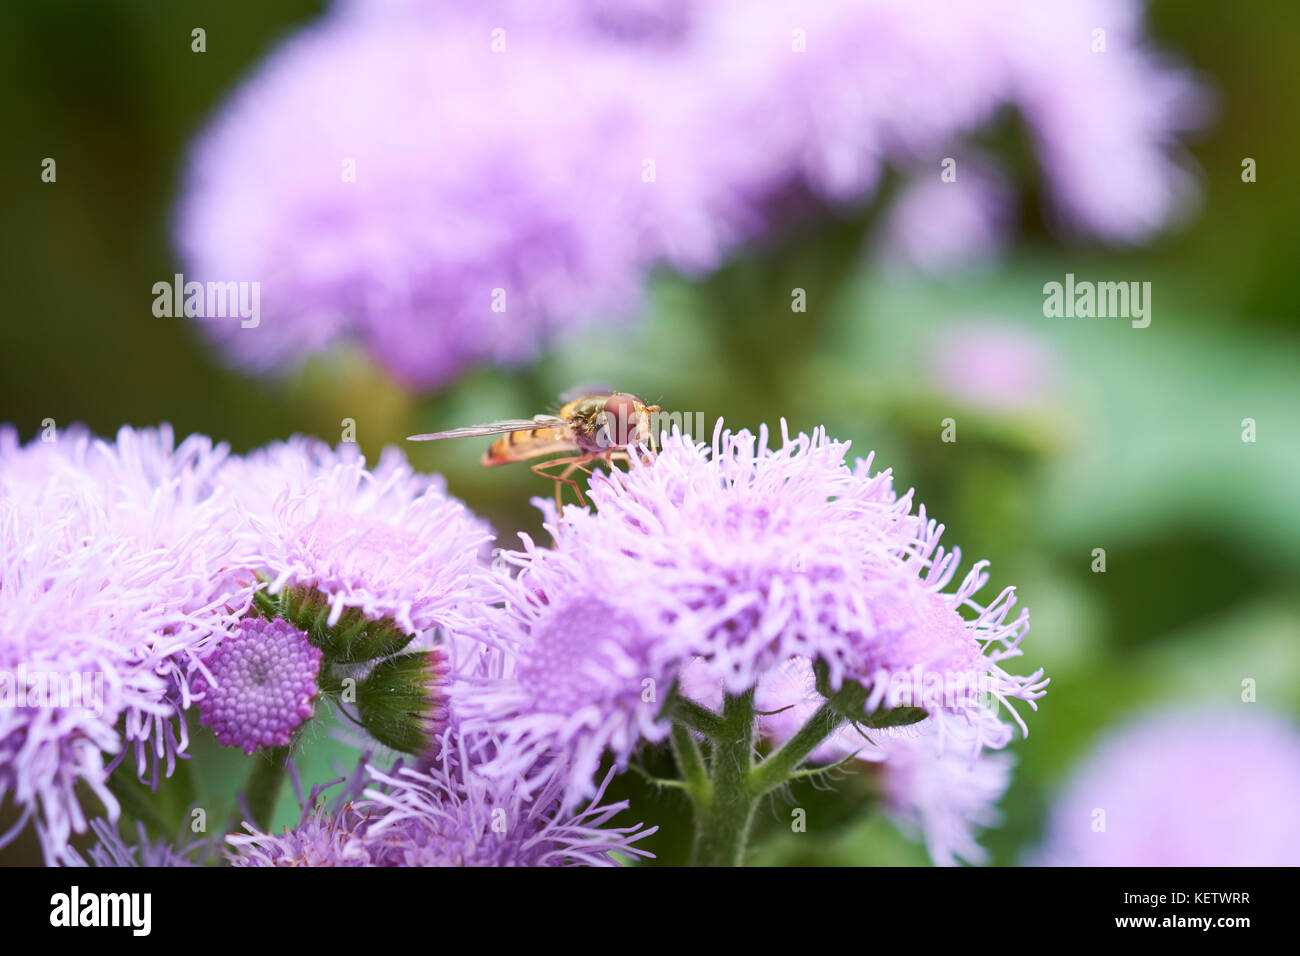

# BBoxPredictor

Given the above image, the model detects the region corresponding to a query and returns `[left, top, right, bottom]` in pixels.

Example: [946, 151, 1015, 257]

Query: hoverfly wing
[407, 415, 566, 442]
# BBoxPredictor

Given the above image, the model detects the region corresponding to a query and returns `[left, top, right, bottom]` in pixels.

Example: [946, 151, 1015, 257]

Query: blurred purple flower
[461, 421, 1045, 805]
[1035, 708, 1300, 866]
[177, 0, 1204, 385]
[878, 732, 1014, 867]
[175, 8, 665, 388]
[928, 321, 1057, 412]
[874, 161, 1014, 275]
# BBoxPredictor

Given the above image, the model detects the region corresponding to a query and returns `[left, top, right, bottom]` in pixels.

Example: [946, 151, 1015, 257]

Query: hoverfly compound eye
[603, 394, 638, 446]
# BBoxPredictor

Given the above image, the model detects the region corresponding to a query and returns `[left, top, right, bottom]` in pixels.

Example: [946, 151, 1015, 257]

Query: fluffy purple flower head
[228, 728, 656, 866]
[65, 818, 209, 868]
[1003, 0, 1208, 239]
[660, 0, 1206, 239]
[1, 425, 252, 861]
[220, 438, 494, 637]
[1035, 708, 1300, 866]
[193, 618, 322, 754]
[463, 420, 1045, 804]
[1, 521, 165, 861]
[227, 765, 376, 867]
[359, 736, 656, 866]
[459, 568, 675, 807]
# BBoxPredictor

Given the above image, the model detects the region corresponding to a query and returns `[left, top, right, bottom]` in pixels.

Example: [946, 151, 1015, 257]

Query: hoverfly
[408, 388, 660, 506]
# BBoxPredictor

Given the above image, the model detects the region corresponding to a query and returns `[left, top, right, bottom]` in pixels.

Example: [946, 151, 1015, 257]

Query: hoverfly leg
[531, 456, 590, 508]
[558, 455, 601, 505]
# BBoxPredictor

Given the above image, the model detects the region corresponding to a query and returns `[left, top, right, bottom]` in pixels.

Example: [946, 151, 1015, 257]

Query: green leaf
[866, 705, 928, 728]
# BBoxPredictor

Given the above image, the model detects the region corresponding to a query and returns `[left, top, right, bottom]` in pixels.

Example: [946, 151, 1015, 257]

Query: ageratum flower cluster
[2, 419, 1047, 866]
[459, 421, 1047, 864]
[0, 426, 495, 863]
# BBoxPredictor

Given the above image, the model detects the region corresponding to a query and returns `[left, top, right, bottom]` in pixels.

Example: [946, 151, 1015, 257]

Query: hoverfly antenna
[646, 404, 662, 453]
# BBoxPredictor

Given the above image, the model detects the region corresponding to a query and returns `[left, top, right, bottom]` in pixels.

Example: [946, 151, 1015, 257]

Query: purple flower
[226, 761, 377, 867]
[217, 437, 494, 758]
[177, 0, 1202, 384]
[193, 618, 323, 754]
[1, 425, 252, 862]
[1004, 1, 1208, 240]
[927, 321, 1058, 413]
[175, 6, 659, 388]
[1035, 708, 1300, 866]
[459, 568, 678, 806]
[0, 424, 497, 859]
[220, 437, 494, 637]
[228, 729, 656, 866]
[360, 736, 656, 866]
[878, 734, 1014, 867]
[463, 421, 1045, 805]
[872, 161, 1013, 275]
[65, 819, 209, 868]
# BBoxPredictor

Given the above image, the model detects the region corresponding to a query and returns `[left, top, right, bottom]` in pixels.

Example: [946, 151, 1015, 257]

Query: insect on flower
[408, 388, 660, 506]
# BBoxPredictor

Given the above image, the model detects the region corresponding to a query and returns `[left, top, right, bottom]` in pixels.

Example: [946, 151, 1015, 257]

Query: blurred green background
[2, 0, 1298, 866]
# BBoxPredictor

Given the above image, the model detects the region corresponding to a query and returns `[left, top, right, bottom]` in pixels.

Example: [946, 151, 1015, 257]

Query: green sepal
[355, 651, 444, 757]
[314, 606, 415, 663]
[256, 583, 415, 663]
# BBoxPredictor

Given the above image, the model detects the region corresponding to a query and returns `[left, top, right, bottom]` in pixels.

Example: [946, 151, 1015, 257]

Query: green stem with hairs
[685, 691, 756, 867]
[672, 697, 727, 738]
[670, 679, 874, 866]
[748, 699, 851, 797]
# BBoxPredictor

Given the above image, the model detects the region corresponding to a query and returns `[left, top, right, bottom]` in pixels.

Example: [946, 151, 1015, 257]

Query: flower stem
[671, 697, 727, 738]
[676, 682, 865, 865]
[685, 691, 757, 866]
[244, 746, 291, 831]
